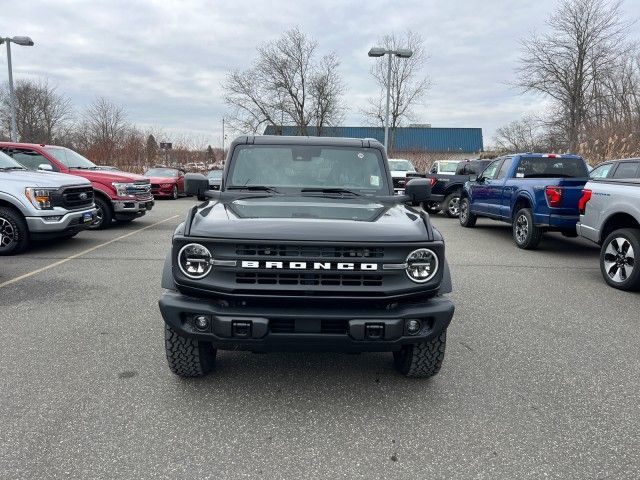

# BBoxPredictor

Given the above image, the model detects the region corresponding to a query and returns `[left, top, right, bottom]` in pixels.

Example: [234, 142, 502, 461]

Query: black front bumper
[159, 290, 454, 352]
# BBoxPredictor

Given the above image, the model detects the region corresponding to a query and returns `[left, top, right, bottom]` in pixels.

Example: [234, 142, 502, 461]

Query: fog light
[194, 315, 210, 331]
[406, 319, 422, 335]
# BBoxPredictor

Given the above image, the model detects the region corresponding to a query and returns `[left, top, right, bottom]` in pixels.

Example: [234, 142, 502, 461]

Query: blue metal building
[262, 126, 483, 153]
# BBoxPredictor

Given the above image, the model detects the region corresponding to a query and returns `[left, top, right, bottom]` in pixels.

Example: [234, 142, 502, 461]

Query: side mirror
[185, 173, 210, 201]
[38, 163, 53, 172]
[404, 178, 431, 205]
[469, 174, 478, 182]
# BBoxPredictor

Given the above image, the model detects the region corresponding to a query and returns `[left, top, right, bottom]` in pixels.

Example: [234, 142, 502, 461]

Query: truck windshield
[0, 151, 26, 170]
[388, 159, 415, 171]
[45, 147, 97, 169]
[440, 161, 460, 173]
[515, 157, 588, 178]
[227, 145, 388, 194]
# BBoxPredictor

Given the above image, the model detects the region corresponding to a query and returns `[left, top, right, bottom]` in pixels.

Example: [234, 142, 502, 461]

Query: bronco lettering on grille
[241, 261, 378, 271]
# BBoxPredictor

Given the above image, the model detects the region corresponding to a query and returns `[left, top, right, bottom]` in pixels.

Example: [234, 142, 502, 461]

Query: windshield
[388, 159, 415, 172]
[0, 151, 25, 169]
[515, 156, 588, 178]
[227, 145, 388, 194]
[208, 170, 222, 180]
[440, 161, 460, 173]
[145, 168, 178, 178]
[45, 147, 97, 169]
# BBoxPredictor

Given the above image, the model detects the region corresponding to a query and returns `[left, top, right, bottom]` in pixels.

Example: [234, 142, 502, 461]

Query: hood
[188, 195, 430, 242]
[146, 176, 176, 184]
[0, 169, 91, 188]
[391, 170, 411, 178]
[69, 168, 148, 184]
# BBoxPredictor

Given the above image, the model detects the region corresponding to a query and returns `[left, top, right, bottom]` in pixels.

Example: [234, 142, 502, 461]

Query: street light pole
[1, 35, 34, 142]
[368, 47, 413, 152]
[384, 52, 392, 152]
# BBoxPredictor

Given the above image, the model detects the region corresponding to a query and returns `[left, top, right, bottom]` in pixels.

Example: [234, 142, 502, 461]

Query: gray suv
[0, 151, 97, 255]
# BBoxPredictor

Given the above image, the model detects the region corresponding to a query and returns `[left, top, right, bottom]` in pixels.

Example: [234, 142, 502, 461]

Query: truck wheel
[459, 198, 477, 227]
[442, 191, 462, 218]
[513, 208, 543, 249]
[89, 196, 113, 230]
[0, 207, 29, 255]
[600, 228, 640, 291]
[393, 331, 447, 378]
[164, 324, 216, 377]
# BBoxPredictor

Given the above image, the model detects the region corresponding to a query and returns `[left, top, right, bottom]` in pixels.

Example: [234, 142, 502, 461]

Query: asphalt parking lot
[1, 198, 639, 479]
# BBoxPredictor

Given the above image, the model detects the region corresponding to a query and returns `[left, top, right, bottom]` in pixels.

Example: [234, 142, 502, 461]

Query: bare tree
[516, 0, 633, 151]
[80, 97, 128, 162]
[0, 79, 72, 143]
[493, 115, 554, 152]
[362, 31, 431, 148]
[223, 28, 345, 134]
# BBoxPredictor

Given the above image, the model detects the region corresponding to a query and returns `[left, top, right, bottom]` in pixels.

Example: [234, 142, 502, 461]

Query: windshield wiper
[301, 188, 362, 197]
[227, 185, 280, 194]
[0, 166, 26, 171]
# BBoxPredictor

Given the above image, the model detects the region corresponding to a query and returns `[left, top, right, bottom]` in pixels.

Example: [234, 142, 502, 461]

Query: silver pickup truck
[0, 151, 97, 255]
[577, 178, 640, 291]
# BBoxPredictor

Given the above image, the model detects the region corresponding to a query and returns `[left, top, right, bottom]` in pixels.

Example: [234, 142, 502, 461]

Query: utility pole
[1, 35, 34, 142]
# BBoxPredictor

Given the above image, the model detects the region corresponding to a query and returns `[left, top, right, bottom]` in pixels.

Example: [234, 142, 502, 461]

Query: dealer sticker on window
[370, 175, 380, 186]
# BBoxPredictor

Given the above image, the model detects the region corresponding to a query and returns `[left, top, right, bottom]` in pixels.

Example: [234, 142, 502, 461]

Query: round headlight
[405, 248, 439, 283]
[178, 243, 213, 279]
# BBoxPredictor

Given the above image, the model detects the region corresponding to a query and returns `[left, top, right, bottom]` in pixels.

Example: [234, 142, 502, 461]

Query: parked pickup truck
[424, 159, 492, 217]
[0, 150, 96, 255]
[388, 158, 418, 194]
[159, 135, 454, 379]
[0, 142, 154, 229]
[459, 153, 590, 249]
[577, 176, 640, 291]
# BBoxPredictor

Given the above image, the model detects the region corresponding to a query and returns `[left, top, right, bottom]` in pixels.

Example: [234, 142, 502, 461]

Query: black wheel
[442, 191, 462, 218]
[164, 324, 216, 377]
[600, 228, 640, 291]
[88, 196, 113, 230]
[513, 208, 543, 249]
[423, 202, 440, 214]
[459, 197, 477, 228]
[0, 207, 29, 255]
[393, 331, 447, 378]
[171, 185, 178, 200]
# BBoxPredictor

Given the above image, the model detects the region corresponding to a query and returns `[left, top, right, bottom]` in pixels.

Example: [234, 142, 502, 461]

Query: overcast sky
[2, 0, 639, 148]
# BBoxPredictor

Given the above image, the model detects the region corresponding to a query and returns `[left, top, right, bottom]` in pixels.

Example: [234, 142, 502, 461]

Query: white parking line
[0, 215, 180, 289]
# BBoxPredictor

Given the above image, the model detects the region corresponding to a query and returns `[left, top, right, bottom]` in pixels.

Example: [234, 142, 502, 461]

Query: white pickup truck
[577, 175, 640, 291]
[0, 151, 96, 255]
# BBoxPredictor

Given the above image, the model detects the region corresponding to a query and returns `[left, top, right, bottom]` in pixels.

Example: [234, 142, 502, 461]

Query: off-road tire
[600, 228, 640, 291]
[165, 324, 216, 377]
[513, 208, 543, 249]
[393, 331, 447, 378]
[0, 206, 29, 255]
[459, 197, 477, 228]
[89, 196, 113, 230]
[442, 191, 462, 218]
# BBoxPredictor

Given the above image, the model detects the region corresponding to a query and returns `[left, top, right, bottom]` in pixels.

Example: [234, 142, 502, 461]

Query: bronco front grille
[235, 245, 384, 258]
[235, 272, 383, 287]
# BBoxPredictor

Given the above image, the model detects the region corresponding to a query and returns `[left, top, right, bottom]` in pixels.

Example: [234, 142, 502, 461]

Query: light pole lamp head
[11, 36, 34, 46]
[395, 49, 413, 58]
[368, 47, 386, 57]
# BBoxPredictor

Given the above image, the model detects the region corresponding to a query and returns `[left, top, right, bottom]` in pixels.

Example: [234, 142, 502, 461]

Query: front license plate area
[82, 212, 93, 223]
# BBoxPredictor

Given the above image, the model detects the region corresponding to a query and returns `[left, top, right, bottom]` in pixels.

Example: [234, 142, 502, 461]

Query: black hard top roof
[231, 135, 384, 148]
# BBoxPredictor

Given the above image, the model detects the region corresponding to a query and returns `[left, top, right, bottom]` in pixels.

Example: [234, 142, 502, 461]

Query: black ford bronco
[159, 135, 455, 378]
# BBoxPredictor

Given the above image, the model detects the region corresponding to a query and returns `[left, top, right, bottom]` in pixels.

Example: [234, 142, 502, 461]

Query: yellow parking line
[0, 215, 180, 289]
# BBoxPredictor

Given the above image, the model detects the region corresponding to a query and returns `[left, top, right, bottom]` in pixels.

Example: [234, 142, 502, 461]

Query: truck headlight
[25, 187, 55, 210]
[178, 243, 213, 279]
[405, 248, 438, 283]
[112, 182, 134, 197]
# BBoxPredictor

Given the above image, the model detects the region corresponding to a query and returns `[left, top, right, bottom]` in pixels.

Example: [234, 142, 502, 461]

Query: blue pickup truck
[459, 153, 590, 249]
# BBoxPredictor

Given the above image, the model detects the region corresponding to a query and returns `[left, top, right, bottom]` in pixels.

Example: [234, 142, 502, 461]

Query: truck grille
[53, 186, 94, 210]
[127, 180, 151, 196]
[236, 244, 384, 258]
[235, 272, 383, 287]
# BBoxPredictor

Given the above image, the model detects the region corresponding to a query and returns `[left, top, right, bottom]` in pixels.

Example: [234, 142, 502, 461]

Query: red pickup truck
[0, 142, 154, 229]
